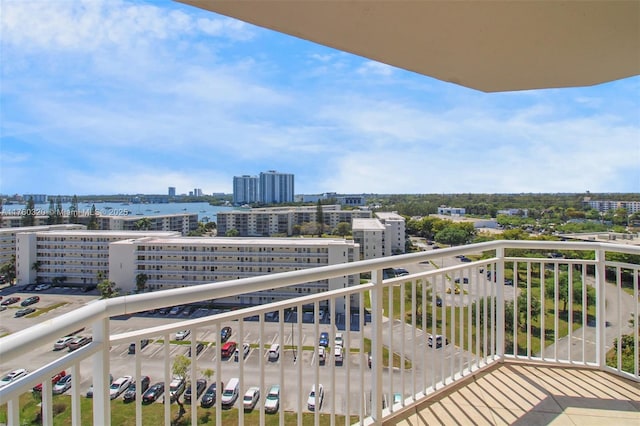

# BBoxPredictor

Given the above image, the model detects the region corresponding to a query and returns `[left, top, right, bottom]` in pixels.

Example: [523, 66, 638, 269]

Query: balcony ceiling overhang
[178, 0, 640, 92]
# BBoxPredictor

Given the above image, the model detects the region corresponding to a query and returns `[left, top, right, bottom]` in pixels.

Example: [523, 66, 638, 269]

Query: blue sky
[1, 0, 639, 196]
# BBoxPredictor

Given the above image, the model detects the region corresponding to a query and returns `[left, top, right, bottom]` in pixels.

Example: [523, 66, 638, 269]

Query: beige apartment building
[15, 230, 180, 287]
[110, 236, 359, 309]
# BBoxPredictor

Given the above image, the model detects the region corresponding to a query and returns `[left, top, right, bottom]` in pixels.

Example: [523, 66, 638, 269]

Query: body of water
[4, 201, 235, 223]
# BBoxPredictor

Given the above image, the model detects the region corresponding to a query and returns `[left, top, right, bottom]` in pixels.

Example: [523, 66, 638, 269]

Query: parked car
[1, 297, 20, 306]
[200, 382, 223, 408]
[68, 336, 92, 351]
[318, 332, 329, 347]
[318, 346, 326, 365]
[33, 371, 66, 392]
[460, 256, 472, 263]
[128, 339, 150, 354]
[394, 268, 410, 276]
[15, 307, 36, 317]
[234, 343, 250, 361]
[166, 377, 186, 403]
[264, 385, 280, 414]
[35, 284, 51, 291]
[122, 376, 150, 402]
[221, 341, 237, 359]
[109, 376, 133, 399]
[220, 326, 232, 343]
[53, 374, 73, 394]
[267, 343, 280, 362]
[307, 384, 324, 411]
[243, 386, 260, 411]
[142, 382, 164, 404]
[53, 336, 75, 351]
[169, 305, 184, 315]
[334, 332, 344, 347]
[0, 368, 28, 388]
[188, 342, 205, 357]
[21, 296, 40, 306]
[427, 334, 449, 348]
[175, 330, 190, 341]
[334, 345, 344, 366]
[184, 378, 207, 404]
[86, 374, 113, 398]
[221, 378, 240, 408]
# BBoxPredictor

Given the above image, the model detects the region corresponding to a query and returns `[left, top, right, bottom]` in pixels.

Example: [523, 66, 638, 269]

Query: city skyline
[1, 0, 639, 196]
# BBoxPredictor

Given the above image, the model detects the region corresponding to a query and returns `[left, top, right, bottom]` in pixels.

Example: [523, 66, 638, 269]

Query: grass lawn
[1, 394, 358, 425]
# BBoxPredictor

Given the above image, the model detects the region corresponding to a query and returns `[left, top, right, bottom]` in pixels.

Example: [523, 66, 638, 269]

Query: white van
[318, 346, 326, 365]
[268, 343, 280, 361]
[221, 377, 239, 408]
[334, 345, 344, 365]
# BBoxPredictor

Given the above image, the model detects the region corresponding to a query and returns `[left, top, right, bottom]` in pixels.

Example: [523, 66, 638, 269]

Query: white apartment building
[0, 224, 86, 266]
[437, 206, 466, 216]
[110, 237, 359, 310]
[217, 205, 372, 237]
[375, 212, 406, 255]
[1, 213, 198, 235]
[352, 218, 391, 260]
[15, 230, 180, 287]
[582, 199, 640, 214]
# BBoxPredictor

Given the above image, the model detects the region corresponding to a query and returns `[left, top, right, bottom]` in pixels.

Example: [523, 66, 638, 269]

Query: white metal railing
[0, 240, 638, 426]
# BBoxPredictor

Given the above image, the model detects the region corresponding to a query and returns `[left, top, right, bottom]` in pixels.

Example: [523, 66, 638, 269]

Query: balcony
[1, 240, 638, 425]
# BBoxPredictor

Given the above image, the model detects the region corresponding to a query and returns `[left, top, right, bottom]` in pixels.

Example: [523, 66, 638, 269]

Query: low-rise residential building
[217, 205, 372, 237]
[437, 206, 466, 216]
[15, 230, 180, 287]
[0, 224, 86, 266]
[582, 199, 640, 214]
[375, 212, 406, 255]
[110, 237, 359, 310]
[352, 218, 390, 260]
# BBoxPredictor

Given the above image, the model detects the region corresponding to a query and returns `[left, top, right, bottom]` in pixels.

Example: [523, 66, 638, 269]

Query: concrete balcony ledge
[385, 362, 640, 425]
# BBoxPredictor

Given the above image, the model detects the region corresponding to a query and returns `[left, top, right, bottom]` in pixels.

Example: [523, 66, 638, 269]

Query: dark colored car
[21, 296, 40, 307]
[123, 376, 150, 402]
[128, 339, 150, 354]
[319, 332, 329, 347]
[220, 326, 232, 343]
[188, 342, 205, 357]
[142, 382, 164, 404]
[184, 379, 207, 404]
[15, 307, 36, 317]
[1, 297, 20, 306]
[200, 382, 223, 408]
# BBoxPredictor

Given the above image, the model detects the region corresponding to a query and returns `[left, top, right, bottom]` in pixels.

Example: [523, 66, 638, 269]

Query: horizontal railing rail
[0, 240, 637, 426]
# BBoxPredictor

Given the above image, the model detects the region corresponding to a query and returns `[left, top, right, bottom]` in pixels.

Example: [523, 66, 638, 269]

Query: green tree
[316, 200, 325, 236]
[172, 354, 191, 420]
[225, 228, 239, 237]
[22, 196, 36, 227]
[88, 204, 98, 230]
[135, 273, 148, 293]
[47, 199, 56, 225]
[55, 196, 64, 224]
[0, 254, 16, 285]
[434, 226, 468, 246]
[69, 195, 80, 224]
[97, 274, 118, 299]
[334, 222, 351, 237]
[135, 217, 152, 231]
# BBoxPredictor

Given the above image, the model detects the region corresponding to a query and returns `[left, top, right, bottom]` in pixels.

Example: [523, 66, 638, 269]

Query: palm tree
[135, 217, 152, 231]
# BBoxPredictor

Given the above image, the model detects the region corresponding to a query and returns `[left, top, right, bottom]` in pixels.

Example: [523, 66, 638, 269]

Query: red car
[1, 297, 20, 306]
[33, 371, 66, 392]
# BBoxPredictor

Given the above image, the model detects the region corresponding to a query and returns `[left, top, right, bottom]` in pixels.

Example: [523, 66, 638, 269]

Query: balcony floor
[385, 363, 640, 425]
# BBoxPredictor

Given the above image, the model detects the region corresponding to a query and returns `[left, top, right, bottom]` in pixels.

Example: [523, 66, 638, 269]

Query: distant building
[217, 205, 371, 237]
[15, 230, 180, 287]
[297, 193, 368, 207]
[375, 212, 406, 254]
[259, 170, 294, 204]
[233, 175, 260, 204]
[497, 208, 529, 217]
[194, 188, 203, 197]
[582, 198, 640, 214]
[23, 194, 48, 204]
[437, 206, 466, 216]
[168, 187, 176, 197]
[352, 218, 391, 260]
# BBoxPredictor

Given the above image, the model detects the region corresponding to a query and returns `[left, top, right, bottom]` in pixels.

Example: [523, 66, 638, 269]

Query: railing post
[595, 248, 607, 368]
[495, 246, 505, 361]
[371, 268, 384, 422]
[92, 317, 111, 426]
